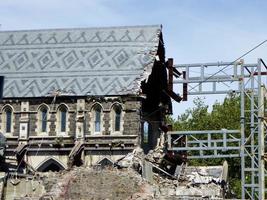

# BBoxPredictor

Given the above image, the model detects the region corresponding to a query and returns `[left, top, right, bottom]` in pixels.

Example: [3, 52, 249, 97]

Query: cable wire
[187, 39, 267, 93]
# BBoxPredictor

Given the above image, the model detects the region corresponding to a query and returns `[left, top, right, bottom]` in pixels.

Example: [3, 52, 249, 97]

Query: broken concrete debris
[2, 147, 228, 199]
[116, 146, 227, 199]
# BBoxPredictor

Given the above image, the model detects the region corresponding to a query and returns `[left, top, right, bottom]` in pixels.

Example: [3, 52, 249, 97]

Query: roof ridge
[0, 24, 162, 33]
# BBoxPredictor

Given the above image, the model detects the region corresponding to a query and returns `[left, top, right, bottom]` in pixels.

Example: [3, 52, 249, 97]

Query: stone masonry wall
[0, 96, 142, 138]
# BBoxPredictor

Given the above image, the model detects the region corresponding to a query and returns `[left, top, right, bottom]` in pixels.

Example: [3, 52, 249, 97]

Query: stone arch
[1, 104, 14, 112]
[89, 102, 103, 111]
[109, 102, 124, 111]
[97, 157, 114, 167]
[37, 103, 50, 111]
[36, 157, 66, 172]
[56, 103, 69, 111]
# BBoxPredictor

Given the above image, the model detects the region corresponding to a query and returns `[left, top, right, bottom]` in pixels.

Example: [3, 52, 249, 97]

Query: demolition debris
[2, 146, 228, 200]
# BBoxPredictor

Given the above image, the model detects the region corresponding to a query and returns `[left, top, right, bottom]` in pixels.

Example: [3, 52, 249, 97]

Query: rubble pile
[3, 146, 228, 199]
[40, 167, 154, 200]
[116, 146, 227, 199]
[174, 166, 227, 198]
[64, 167, 153, 200]
[42, 170, 77, 199]
[145, 146, 165, 165]
[116, 147, 144, 170]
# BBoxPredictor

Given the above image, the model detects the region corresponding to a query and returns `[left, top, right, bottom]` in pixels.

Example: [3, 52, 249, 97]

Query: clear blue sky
[1, 0, 267, 116]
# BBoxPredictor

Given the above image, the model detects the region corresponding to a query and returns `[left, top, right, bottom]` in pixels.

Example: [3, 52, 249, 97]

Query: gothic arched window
[111, 105, 122, 133]
[58, 105, 68, 134]
[38, 105, 48, 133]
[94, 105, 102, 133]
[3, 106, 12, 134]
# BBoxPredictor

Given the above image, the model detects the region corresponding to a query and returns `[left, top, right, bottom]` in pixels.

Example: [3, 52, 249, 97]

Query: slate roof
[0, 25, 162, 98]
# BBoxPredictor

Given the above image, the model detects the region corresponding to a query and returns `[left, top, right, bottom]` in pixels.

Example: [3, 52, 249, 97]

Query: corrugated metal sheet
[0, 25, 161, 98]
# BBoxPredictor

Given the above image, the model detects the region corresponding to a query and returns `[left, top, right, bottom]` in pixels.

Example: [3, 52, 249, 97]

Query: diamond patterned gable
[0, 25, 161, 98]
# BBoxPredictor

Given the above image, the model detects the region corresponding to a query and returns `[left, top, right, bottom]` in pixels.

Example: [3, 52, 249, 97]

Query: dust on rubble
[42, 167, 155, 200]
[5, 146, 226, 200]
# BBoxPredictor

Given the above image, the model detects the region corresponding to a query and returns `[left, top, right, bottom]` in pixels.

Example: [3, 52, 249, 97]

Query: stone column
[76, 99, 85, 139]
[19, 101, 29, 141]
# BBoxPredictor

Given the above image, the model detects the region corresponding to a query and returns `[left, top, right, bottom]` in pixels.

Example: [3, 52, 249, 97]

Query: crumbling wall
[140, 35, 171, 153]
[4, 178, 45, 200]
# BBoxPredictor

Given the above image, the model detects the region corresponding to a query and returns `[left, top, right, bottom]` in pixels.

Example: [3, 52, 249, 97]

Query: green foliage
[167, 94, 242, 198]
[170, 94, 241, 131]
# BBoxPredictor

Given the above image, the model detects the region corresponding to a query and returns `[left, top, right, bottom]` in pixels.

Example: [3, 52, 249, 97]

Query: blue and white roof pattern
[0, 25, 161, 98]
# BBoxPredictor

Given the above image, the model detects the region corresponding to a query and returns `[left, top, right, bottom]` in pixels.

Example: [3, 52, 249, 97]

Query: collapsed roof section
[0, 25, 161, 98]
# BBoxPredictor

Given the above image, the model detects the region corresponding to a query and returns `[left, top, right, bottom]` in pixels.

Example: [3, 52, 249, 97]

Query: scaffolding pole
[171, 58, 266, 200]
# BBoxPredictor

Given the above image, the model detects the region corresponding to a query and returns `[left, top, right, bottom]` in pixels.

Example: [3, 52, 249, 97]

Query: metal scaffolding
[169, 58, 267, 200]
[168, 129, 241, 158]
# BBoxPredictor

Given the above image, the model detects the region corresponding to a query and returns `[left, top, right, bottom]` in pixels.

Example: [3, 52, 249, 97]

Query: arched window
[90, 103, 104, 134]
[58, 105, 68, 134]
[4, 107, 12, 133]
[38, 105, 48, 133]
[94, 105, 102, 133]
[114, 107, 121, 132]
[111, 105, 122, 133]
[89, 103, 103, 135]
[56, 104, 68, 135]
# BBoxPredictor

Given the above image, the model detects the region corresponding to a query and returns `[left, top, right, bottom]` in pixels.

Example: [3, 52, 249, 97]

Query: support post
[168, 58, 173, 91]
[182, 71, 188, 101]
[240, 62, 246, 200]
[258, 59, 265, 200]
[250, 66, 255, 199]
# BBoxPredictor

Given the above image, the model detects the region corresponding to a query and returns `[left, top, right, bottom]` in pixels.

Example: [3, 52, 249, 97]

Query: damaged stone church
[0, 25, 180, 172]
